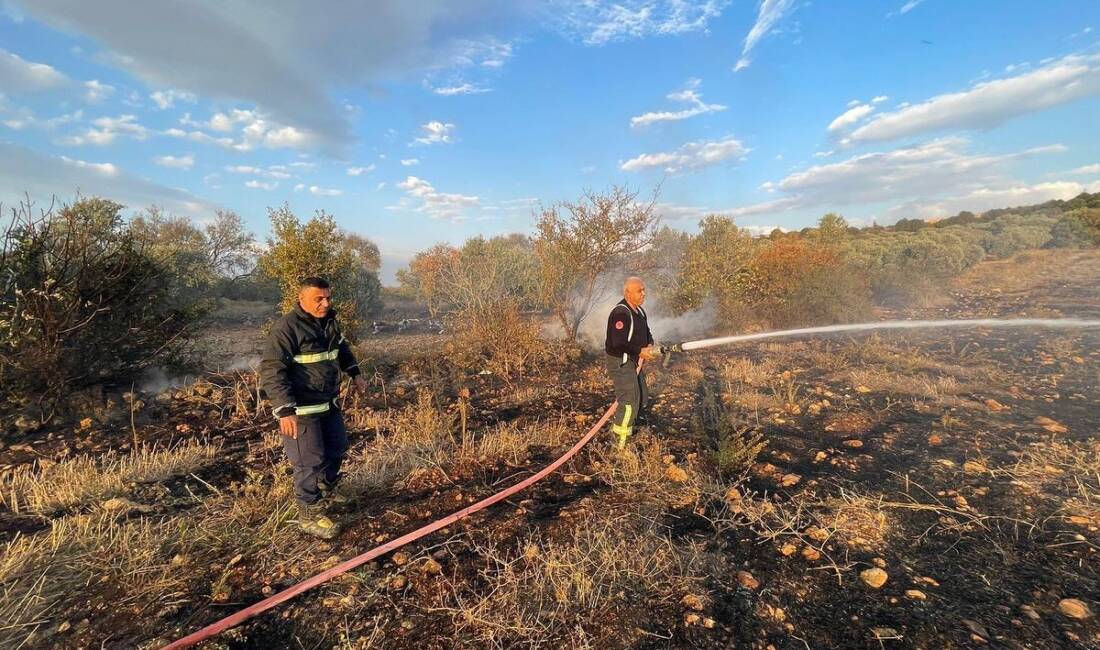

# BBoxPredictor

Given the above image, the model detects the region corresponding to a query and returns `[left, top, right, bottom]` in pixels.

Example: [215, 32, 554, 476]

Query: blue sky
[1, 1, 1098, 282]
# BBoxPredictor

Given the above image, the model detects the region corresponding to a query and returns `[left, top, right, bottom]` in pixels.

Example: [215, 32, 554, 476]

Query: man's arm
[336, 330, 361, 378]
[260, 323, 297, 419]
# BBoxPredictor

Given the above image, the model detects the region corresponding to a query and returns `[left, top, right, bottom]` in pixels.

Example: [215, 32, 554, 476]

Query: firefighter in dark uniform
[260, 277, 367, 539]
[605, 277, 658, 449]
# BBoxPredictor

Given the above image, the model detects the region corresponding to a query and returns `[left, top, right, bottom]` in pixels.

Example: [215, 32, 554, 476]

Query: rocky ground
[1, 249, 1098, 649]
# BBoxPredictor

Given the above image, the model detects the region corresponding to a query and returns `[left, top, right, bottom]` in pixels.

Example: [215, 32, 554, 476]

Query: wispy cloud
[347, 164, 375, 176]
[0, 48, 68, 91]
[0, 141, 215, 216]
[1069, 163, 1100, 175]
[245, 179, 278, 190]
[153, 154, 194, 170]
[848, 53, 1100, 144]
[556, 0, 730, 46]
[400, 158, 420, 166]
[83, 80, 114, 103]
[430, 82, 491, 96]
[395, 175, 479, 221]
[630, 78, 726, 128]
[60, 114, 149, 146]
[309, 185, 343, 196]
[827, 103, 875, 134]
[724, 137, 1067, 218]
[620, 136, 749, 173]
[412, 120, 455, 145]
[735, 0, 797, 71]
[150, 89, 196, 109]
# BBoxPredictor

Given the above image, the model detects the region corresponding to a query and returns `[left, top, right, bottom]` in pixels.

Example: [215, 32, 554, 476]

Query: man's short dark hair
[299, 276, 331, 290]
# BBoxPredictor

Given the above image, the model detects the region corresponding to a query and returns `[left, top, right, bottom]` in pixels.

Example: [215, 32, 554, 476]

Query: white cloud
[294, 183, 305, 191]
[849, 53, 1100, 144]
[412, 120, 455, 145]
[0, 141, 215, 215]
[400, 158, 419, 166]
[17, 2, 533, 152]
[154, 153, 194, 170]
[0, 103, 82, 131]
[61, 114, 149, 145]
[620, 136, 748, 173]
[150, 89, 196, 109]
[813, 150, 834, 158]
[83, 79, 114, 103]
[347, 164, 376, 176]
[167, 109, 317, 151]
[555, 0, 729, 46]
[1070, 163, 1100, 175]
[888, 181, 1100, 221]
[224, 164, 291, 179]
[376, 181, 388, 190]
[898, 0, 924, 15]
[735, 0, 797, 71]
[309, 185, 343, 196]
[245, 179, 278, 190]
[430, 82, 491, 96]
[396, 175, 479, 221]
[871, 95, 889, 104]
[0, 48, 68, 92]
[630, 78, 726, 127]
[723, 137, 1067, 218]
[827, 103, 875, 134]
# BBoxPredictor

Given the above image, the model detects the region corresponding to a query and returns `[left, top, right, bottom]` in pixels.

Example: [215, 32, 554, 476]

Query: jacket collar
[618, 298, 643, 315]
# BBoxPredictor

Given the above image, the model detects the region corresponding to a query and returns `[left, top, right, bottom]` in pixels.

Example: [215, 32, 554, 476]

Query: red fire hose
[160, 401, 618, 649]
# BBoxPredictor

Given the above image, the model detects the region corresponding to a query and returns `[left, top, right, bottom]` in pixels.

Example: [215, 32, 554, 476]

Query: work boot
[318, 476, 352, 506]
[296, 503, 341, 539]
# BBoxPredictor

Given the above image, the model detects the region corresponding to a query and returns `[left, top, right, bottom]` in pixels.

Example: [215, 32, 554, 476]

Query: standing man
[261, 277, 367, 539]
[605, 277, 658, 449]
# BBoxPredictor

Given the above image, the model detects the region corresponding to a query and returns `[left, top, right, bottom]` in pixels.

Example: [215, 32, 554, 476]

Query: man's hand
[279, 414, 299, 439]
[352, 375, 368, 396]
[640, 345, 658, 361]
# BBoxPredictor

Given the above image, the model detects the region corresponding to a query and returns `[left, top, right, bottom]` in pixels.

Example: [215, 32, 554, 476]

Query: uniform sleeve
[336, 328, 361, 378]
[260, 321, 297, 418]
[646, 322, 654, 346]
[606, 308, 630, 356]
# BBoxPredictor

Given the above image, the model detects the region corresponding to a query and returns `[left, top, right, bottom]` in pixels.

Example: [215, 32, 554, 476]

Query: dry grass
[0, 513, 192, 648]
[442, 511, 711, 648]
[845, 367, 963, 401]
[2, 440, 219, 515]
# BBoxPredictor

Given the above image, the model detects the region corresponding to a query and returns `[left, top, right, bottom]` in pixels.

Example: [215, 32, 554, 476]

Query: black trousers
[281, 406, 348, 506]
[606, 356, 648, 435]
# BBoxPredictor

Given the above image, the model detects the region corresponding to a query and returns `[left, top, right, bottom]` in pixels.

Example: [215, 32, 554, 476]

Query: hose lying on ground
[160, 401, 618, 649]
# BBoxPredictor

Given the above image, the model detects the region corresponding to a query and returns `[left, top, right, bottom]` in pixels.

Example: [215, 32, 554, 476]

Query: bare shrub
[534, 185, 659, 341]
[0, 198, 204, 420]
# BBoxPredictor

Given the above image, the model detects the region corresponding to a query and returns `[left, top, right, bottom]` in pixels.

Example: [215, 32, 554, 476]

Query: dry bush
[444, 511, 709, 648]
[813, 491, 893, 551]
[3, 440, 219, 514]
[720, 356, 776, 388]
[593, 434, 700, 506]
[448, 303, 542, 379]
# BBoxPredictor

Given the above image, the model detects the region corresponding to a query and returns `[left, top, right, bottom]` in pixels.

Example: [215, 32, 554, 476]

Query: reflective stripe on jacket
[260, 305, 360, 418]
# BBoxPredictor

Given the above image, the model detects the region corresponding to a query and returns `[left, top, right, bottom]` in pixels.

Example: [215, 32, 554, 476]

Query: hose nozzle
[657, 342, 683, 368]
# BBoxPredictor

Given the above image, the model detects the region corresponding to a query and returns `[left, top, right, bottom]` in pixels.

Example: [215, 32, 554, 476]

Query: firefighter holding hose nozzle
[605, 277, 658, 449]
[260, 277, 368, 539]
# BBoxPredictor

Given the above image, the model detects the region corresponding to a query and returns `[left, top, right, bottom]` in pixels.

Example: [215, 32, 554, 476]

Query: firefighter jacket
[260, 305, 361, 418]
[605, 299, 654, 364]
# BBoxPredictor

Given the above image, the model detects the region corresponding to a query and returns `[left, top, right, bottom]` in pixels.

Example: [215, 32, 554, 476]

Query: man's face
[299, 286, 332, 318]
[625, 281, 646, 307]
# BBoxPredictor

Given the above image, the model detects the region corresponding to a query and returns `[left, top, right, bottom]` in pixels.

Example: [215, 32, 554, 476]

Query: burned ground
[2, 249, 1099, 649]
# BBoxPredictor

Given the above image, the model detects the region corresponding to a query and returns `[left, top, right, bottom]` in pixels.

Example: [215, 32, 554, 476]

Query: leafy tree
[1050, 208, 1100, 247]
[256, 205, 382, 336]
[674, 215, 756, 320]
[534, 185, 658, 341]
[814, 212, 849, 245]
